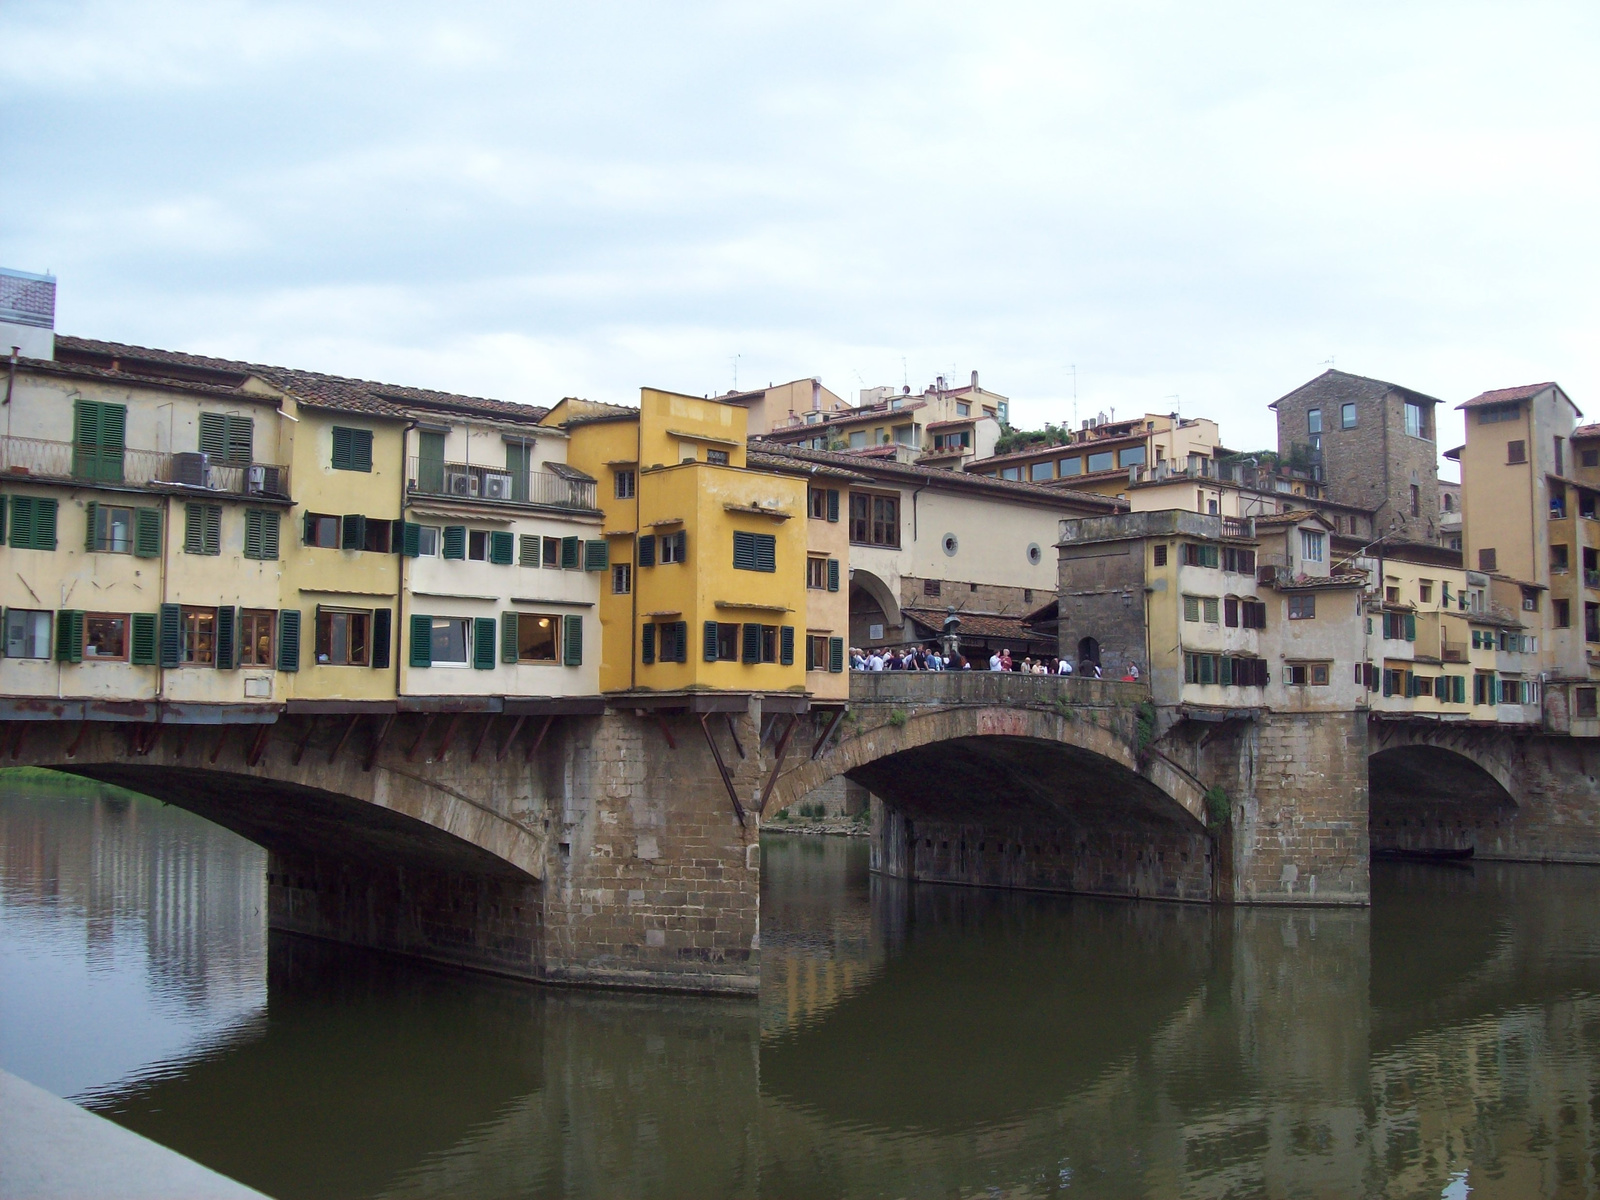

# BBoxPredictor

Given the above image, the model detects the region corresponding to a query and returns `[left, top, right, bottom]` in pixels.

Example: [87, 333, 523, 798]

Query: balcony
[407, 457, 597, 511]
[1441, 638, 1469, 663]
[0, 435, 290, 499]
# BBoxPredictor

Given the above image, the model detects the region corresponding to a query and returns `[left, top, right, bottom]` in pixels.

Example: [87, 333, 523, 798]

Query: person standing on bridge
[1058, 657, 1073, 676]
[989, 649, 1002, 671]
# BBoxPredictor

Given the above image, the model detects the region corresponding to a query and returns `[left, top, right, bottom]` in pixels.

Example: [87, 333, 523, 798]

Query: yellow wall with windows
[801, 478, 851, 701]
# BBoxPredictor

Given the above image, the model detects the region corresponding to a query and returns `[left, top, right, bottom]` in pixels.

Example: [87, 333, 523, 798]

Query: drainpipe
[156, 495, 171, 705]
[630, 416, 641, 692]
[396, 421, 417, 699]
[4, 345, 17, 410]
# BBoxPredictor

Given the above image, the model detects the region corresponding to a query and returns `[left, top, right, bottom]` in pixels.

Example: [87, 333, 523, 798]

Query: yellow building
[544, 389, 837, 704]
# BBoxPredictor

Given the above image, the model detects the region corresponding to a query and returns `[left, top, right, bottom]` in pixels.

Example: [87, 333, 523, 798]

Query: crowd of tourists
[849, 645, 1136, 680]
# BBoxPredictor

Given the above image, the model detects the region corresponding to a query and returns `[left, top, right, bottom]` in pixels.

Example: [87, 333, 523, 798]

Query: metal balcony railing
[0, 435, 290, 498]
[406, 457, 597, 510]
[1441, 639, 1469, 663]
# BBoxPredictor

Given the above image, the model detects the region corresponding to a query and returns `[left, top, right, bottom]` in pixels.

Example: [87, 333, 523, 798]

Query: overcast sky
[3, 2, 1596, 467]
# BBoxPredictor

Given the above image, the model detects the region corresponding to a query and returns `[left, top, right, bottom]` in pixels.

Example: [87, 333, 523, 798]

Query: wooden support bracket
[245, 724, 271, 768]
[173, 725, 194, 761]
[292, 718, 318, 767]
[209, 726, 229, 764]
[405, 713, 437, 762]
[137, 720, 164, 757]
[363, 713, 396, 773]
[723, 714, 746, 760]
[656, 715, 677, 750]
[327, 714, 361, 766]
[524, 714, 555, 764]
[810, 708, 847, 760]
[700, 713, 746, 827]
[496, 713, 528, 762]
[65, 720, 90, 760]
[7, 722, 27, 760]
[434, 713, 464, 763]
[755, 713, 799, 814]
[469, 715, 495, 763]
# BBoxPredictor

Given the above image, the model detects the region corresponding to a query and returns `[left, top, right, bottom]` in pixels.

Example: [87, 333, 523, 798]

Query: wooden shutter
[277, 609, 301, 672]
[501, 612, 520, 663]
[518, 534, 539, 565]
[215, 606, 237, 669]
[671, 621, 687, 663]
[409, 614, 433, 667]
[371, 608, 392, 669]
[826, 489, 839, 522]
[246, 510, 280, 560]
[417, 431, 446, 492]
[184, 504, 204, 554]
[733, 530, 757, 570]
[35, 498, 58, 550]
[827, 558, 839, 592]
[225, 415, 253, 465]
[637, 534, 656, 567]
[55, 610, 83, 663]
[352, 429, 373, 471]
[1404, 612, 1417, 641]
[779, 625, 794, 665]
[199, 413, 228, 460]
[130, 613, 157, 665]
[829, 636, 844, 673]
[200, 505, 221, 555]
[331, 427, 357, 470]
[742, 622, 760, 663]
[132, 508, 161, 558]
[561, 536, 579, 569]
[442, 525, 467, 560]
[563, 614, 583, 665]
[584, 539, 608, 571]
[73, 400, 125, 482]
[755, 533, 776, 572]
[641, 622, 656, 664]
[341, 514, 365, 550]
[703, 621, 719, 661]
[473, 617, 497, 669]
[489, 530, 515, 565]
[0, 495, 6, 544]
[85, 501, 99, 551]
[401, 522, 422, 557]
[159, 603, 182, 667]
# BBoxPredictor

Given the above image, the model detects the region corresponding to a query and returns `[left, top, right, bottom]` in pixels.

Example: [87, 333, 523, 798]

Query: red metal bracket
[292, 718, 318, 767]
[65, 720, 90, 760]
[245, 724, 271, 767]
[699, 713, 746, 827]
[656, 715, 677, 750]
[469, 715, 495, 763]
[433, 713, 464, 763]
[723, 714, 746, 760]
[756, 713, 799, 814]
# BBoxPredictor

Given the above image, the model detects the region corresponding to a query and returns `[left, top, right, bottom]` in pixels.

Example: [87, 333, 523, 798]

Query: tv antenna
[1319, 356, 1336, 370]
[1068, 364, 1077, 428]
[1165, 394, 1179, 419]
[730, 354, 742, 391]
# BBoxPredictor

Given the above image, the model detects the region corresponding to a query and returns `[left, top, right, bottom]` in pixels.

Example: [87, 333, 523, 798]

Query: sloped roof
[1458, 382, 1562, 410]
[1269, 369, 1442, 411]
[746, 450, 870, 482]
[1573, 424, 1600, 440]
[902, 606, 1055, 644]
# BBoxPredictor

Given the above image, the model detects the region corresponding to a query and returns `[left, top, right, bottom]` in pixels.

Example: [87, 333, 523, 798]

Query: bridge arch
[848, 568, 901, 643]
[1366, 721, 1521, 856]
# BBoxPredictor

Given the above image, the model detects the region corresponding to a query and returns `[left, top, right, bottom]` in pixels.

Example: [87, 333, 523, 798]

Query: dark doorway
[1077, 636, 1100, 667]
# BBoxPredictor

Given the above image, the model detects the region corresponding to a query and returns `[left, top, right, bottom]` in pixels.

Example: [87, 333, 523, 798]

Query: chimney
[971, 370, 979, 389]
[811, 378, 821, 411]
[0, 267, 56, 361]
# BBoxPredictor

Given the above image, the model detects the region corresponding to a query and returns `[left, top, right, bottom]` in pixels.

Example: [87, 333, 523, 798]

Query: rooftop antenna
[1165, 393, 1179, 420]
[730, 354, 743, 391]
[1069, 364, 1077, 429]
[1319, 356, 1336, 371]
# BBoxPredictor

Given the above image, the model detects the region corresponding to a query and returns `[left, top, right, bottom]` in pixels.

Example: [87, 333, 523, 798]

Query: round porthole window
[942, 533, 959, 557]
[1027, 543, 1042, 565]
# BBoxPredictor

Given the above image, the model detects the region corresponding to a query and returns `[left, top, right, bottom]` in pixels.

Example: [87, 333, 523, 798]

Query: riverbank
[762, 820, 868, 837]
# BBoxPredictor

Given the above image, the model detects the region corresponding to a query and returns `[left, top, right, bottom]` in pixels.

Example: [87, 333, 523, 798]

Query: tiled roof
[53, 336, 549, 426]
[745, 450, 870, 482]
[1251, 509, 1324, 527]
[1270, 368, 1443, 411]
[967, 438, 1125, 469]
[1275, 573, 1367, 590]
[750, 440, 1123, 512]
[15, 354, 279, 403]
[1459, 382, 1559, 409]
[1571, 423, 1600, 440]
[901, 607, 1055, 643]
[924, 418, 977, 430]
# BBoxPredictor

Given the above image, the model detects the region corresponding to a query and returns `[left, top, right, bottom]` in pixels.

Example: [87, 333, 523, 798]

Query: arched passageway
[1368, 744, 1517, 856]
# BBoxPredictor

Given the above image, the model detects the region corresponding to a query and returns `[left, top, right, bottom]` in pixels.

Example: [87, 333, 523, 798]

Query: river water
[4, 777, 1600, 1198]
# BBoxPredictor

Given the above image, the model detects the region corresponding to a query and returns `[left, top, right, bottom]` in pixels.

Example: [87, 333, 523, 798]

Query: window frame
[614, 469, 636, 499]
[83, 612, 130, 662]
[239, 608, 277, 668]
[612, 562, 632, 594]
[1288, 594, 1317, 620]
[316, 607, 372, 667]
[1340, 403, 1357, 429]
[516, 613, 561, 663]
[179, 606, 218, 667]
[92, 504, 135, 554]
[428, 616, 472, 667]
[4, 608, 52, 659]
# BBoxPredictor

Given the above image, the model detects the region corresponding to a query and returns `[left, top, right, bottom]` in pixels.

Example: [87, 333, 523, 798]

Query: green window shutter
[505, 441, 532, 503]
[827, 558, 840, 592]
[73, 401, 124, 481]
[134, 508, 162, 558]
[215, 606, 237, 669]
[0, 495, 6, 543]
[829, 636, 844, 673]
[501, 612, 520, 663]
[403, 522, 423, 557]
[225, 415, 253, 465]
[561, 536, 579, 569]
[473, 616, 497, 669]
[442, 525, 467, 560]
[1405, 612, 1417, 641]
[490, 530, 515, 565]
[205, 506, 222, 556]
[341, 514, 366, 550]
[780, 625, 795, 665]
[184, 504, 205, 554]
[641, 622, 656, 664]
[518, 534, 539, 566]
[246, 509, 279, 560]
[755, 533, 776, 572]
[637, 534, 656, 567]
[733, 530, 756, 570]
[159, 603, 182, 668]
[703, 620, 719, 661]
[199, 413, 228, 459]
[805, 636, 816, 671]
[331, 427, 354, 470]
[352, 429, 373, 471]
[563, 614, 583, 666]
[55, 610, 83, 663]
[130, 613, 157, 665]
[8, 496, 30, 548]
[371, 608, 392, 669]
[672, 621, 688, 663]
[827, 489, 839, 522]
[36, 498, 57, 550]
[277, 609, 301, 672]
[417, 431, 446, 492]
[584, 539, 608, 571]
[742, 622, 760, 663]
[85, 501, 99, 551]
[410, 614, 433, 667]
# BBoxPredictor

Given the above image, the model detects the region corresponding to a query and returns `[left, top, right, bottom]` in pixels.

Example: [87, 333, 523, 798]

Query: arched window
[1077, 636, 1100, 666]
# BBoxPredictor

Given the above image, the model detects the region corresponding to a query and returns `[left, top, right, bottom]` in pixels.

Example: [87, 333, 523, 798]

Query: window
[1555, 437, 1565, 476]
[1307, 408, 1322, 435]
[1059, 457, 1082, 476]
[1030, 461, 1053, 481]
[5, 609, 51, 658]
[181, 606, 217, 666]
[1182, 543, 1219, 569]
[72, 399, 127, 482]
[185, 504, 222, 555]
[1000, 466, 1022, 480]
[515, 613, 560, 662]
[1410, 484, 1420, 517]
[415, 525, 440, 557]
[652, 529, 686, 564]
[614, 469, 636, 499]
[541, 535, 558, 567]
[240, 609, 276, 667]
[1479, 548, 1497, 572]
[1382, 611, 1416, 641]
[807, 634, 831, 671]
[468, 530, 489, 561]
[1578, 687, 1598, 719]
[1386, 586, 1401, 604]
[1241, 600, 1267, 628]
[1507, 440, 1527, 464]
[1522, 587, 1540, 612]
[1300, 530, 1325, 562]
[1585, 449, 1600, 468]
[363, 519, 391, 553]
[316, 609, 370, 666]
[849, 493, 900, 547]
[1552, 544, 1570, 571]
[1311, 663, 1330, 686]
[1152, 544, 1168, 567]
[733, 530, 776, 572]
[331, 426, 373, 472]
[1288, 595, 1316, 620]
[600, 561, 628, 597]
[1224, 597, 1239, 627]
[91, 505, 134, 553]
[198, 412, 253, 465]
[429, 617, 470, 666]
[304, 513, 340, 547]
[806, 558, 829, 590]
[1119, 446, 1146, 468]
[849, 431, 868, 449]
[1202, 597, 1220, 623]
[1086, 451, 1115, 473]
[956, 402, 970, 416]
[1340, 403, 1357, 429]
[7, 495, 58, 550]
[1183, 595, 1201, 622]
[706, 449, 730, 465]
[1404, 402, 1427, 439]
[710, 622, 740, 662]
[922, 577, 941, 597]
[655, 620, 688, 663]
[809, 488, 828, 520]
[1478, 403, 1519, 424]
[1419, 582, 1433, 604]
[83, 614, 128, 661]
[1222, 547, 1255, 574]
[1286, 663, 1309, 686]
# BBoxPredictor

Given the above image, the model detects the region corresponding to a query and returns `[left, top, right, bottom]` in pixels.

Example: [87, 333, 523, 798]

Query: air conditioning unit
[246, 465, 266, 495]
[1257, 565, 1278, 587]
[173, 452, 208, 487]
[447, 471, 477, 497]
[482, 473, 514, 500]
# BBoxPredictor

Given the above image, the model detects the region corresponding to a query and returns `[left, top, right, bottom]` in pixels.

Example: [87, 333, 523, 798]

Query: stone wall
[1056, 540, 1147, 676]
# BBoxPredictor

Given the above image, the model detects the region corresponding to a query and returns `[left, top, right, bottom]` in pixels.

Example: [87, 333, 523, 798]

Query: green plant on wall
[887, 708, 908, 727]
[1135, 700, 1157, 752]
[1205, 784, 1231, 829]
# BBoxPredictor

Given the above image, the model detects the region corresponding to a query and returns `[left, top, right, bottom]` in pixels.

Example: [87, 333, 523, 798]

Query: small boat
[1372, 846, 1475, 864]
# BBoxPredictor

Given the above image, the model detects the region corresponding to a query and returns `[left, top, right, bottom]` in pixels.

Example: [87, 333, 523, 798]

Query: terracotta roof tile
[1459, 382, 1559, 409]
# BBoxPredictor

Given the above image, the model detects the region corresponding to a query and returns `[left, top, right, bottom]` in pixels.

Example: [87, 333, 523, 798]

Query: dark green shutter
[372, 608, 392, 669]
[331, 427, 372, 472]
[561, 536, 579, 569]
[417, 431, 446, 492]
[277, 609, 301, 672]
[641, 623, 656, 664]
[184, 504, 205, 554]
[826, 489, 839, 522]
[637, 534, 656, 567]
[584, 539, 608, 571]
[755, 533, 776, 572]
[780, 625, 795, 665]
[473, 617, 497, 669]
[1404, 612, 1417, 641]
[341, 514, 365, 551]
[133, 508, 161, 558]
[159, 603, 182, 668]
[225, 415, 253, 465]
[490, 530, 514, 565]
[505, 441, 532, 503]
[34, 498, 56, 550]
[199, 413, 228, 459]
[410, 614, 433, 667]
[442, 525, 467, 560]
[73, 400, 126, 482]
[0, 496, 6, 543]
[85, 501, 99, 551]
[518, 534, 539, 565]
[829, 636, 844, 673]
[703, 620, 719, 661]
[501, 612, 520, 663]
[216, 606, 237, 669]
[733, 530, 756, 570]
[55, 610, 83, 663]
[8, 496, 29, 548]
[205, 506, 223, 555]
[672, 621, 688, 663]
[742, 622, 760, 663]
[827, 558, 840, 591]
[403, 522, 423, 557]
[805, 636, 816, 671]
[563, 614, 583, 665]
[130, 613, 157, 665]
[245, 510, 278, 560]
